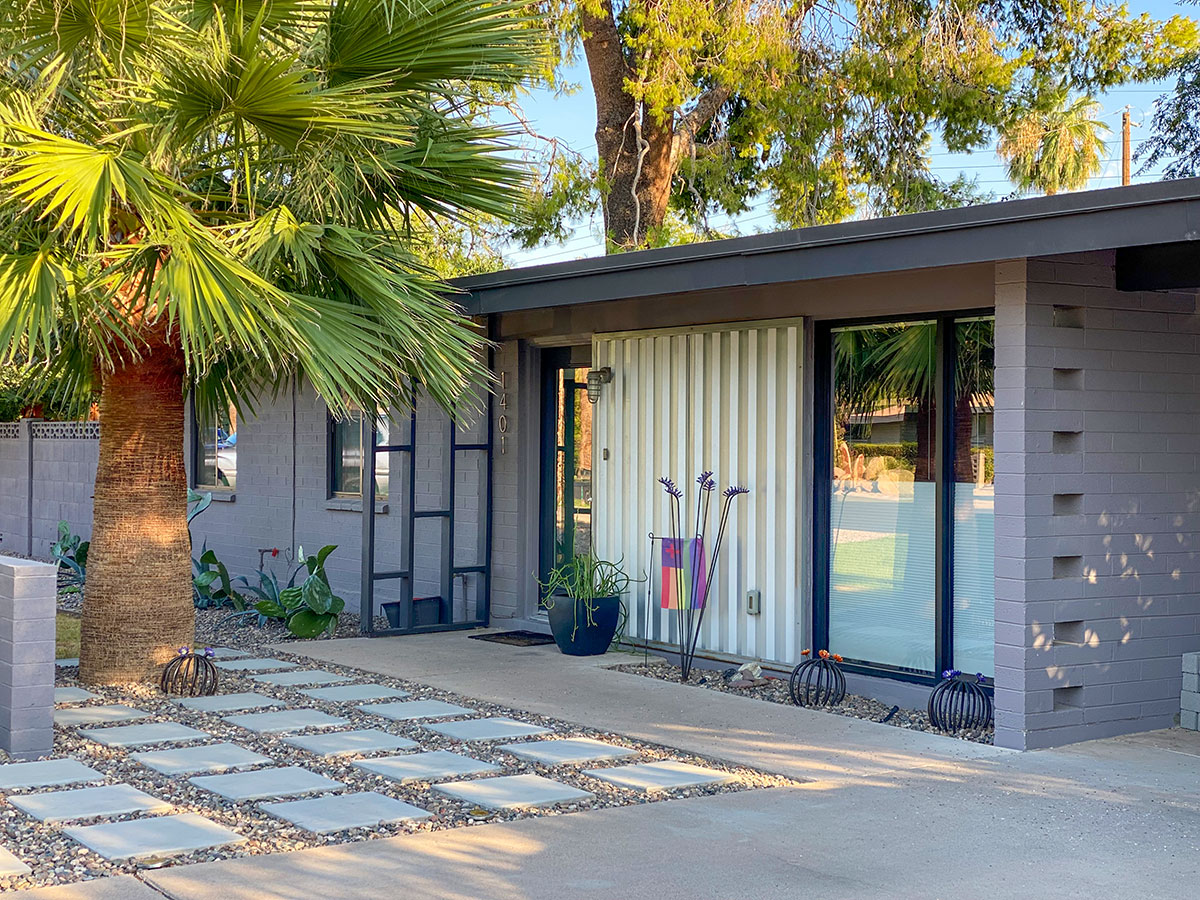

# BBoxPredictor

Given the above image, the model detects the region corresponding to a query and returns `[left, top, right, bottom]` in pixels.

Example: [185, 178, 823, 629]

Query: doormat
[468, 630, 557, 647]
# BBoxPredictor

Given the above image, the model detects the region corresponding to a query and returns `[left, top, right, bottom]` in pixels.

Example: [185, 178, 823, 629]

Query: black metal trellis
[359, 357, 494, 637]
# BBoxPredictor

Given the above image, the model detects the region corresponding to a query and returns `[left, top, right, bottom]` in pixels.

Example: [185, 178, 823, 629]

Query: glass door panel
[952, 317, 995, 677]
[540, 351, 593, 598]
[828, 321, 938, 672]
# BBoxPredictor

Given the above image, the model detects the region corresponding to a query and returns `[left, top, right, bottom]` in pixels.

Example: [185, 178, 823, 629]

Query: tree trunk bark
[80, 348, 194, 685]
[582, 0, 677, 250]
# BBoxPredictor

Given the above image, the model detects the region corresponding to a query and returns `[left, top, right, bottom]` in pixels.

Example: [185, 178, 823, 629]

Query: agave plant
[0, 1, 543, 682]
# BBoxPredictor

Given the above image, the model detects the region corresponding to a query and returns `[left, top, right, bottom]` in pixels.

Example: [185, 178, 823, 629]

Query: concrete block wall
[1183, 652, 1199, 731]
[994, 253, 1200, 749]
[0, 421, 100, 558]
[0, 556, 55, 759]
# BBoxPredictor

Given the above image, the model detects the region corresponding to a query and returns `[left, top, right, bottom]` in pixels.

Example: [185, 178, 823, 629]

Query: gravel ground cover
[610, 659, 995, 745]
[0, 613, 798, 892]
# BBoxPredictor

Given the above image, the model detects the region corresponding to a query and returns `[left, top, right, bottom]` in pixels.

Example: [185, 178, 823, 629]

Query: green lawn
[56, 613, 80, 659]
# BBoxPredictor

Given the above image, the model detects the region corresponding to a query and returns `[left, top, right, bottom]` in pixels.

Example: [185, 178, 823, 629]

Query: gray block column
[0, 556, 56, 758]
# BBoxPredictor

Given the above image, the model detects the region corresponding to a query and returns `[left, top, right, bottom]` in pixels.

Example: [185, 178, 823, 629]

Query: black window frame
[327, 409, 389, 501]
[191, 397, 236, 491]
[813, 308, 995, 687]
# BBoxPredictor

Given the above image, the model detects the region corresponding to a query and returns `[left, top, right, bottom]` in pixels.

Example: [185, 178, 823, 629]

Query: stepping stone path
[251, 670, 353, 687]
[55, 658, 79, 668]
[174, 692, 286, 713]
[190, 766, 344, 801]
[9, 784, 170, 823]
[259, 791, 430, 834]
[0, 847, 29, 877]
[208, 648, 249, 659]
[65, 813, 245, 861]
[79, 722, 210, 748]
[55, 705, 148, 727]
[302, 684, 410, 703]
[425, 717, 550, 742]
[501, 738, 639, 766]
[583, 760, 734, 792]
[363, 699, 474, 721]
[283, 729, 419, 758]
[54, 687, 99, 705]
[213, 658, 299, 672]
[132, 743, 273, 776]
[434, 774, 592, 810]
[0, 759, 103, 790]
[224, 709, 349, 734]
[353, 751, 499, 784]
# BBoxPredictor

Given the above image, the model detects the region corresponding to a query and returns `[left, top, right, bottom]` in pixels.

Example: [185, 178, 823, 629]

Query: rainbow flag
[661, 538, 707, 610]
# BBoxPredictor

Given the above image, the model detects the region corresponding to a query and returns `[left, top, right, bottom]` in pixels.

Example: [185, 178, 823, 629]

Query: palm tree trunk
[80, 349, 193, 684]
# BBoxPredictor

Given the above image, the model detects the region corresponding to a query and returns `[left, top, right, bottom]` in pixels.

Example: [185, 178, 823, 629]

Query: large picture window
[329, 412, 389, 500]
[193, 402, 237, 490]
[816, 313, 994, 680]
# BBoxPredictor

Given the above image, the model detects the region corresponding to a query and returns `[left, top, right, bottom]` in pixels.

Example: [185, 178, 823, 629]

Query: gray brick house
[4, 179, 1200, 751]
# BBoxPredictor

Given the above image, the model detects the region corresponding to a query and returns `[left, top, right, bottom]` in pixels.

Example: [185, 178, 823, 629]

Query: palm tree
[0, 1, 541, 684]
[998, 93, 1110, 196]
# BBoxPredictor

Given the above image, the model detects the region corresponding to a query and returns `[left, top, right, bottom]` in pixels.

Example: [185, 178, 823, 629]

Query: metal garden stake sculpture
[658, 472, 748, 681]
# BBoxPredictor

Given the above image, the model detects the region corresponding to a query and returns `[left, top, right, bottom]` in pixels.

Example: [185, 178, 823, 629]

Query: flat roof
[456, 178, 1200, 314]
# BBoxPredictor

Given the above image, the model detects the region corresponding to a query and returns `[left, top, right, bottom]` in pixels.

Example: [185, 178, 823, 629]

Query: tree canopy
[520, 0, 1199, 250]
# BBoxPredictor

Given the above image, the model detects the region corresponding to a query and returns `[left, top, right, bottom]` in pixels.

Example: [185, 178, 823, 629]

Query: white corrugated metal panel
[592, 319, 804, 665]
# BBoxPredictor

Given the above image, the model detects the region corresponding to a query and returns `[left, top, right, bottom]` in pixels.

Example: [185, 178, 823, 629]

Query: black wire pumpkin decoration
[788, 650, 847, 707]
[161, 647, 219, 697]
[928, 670, 992, 731]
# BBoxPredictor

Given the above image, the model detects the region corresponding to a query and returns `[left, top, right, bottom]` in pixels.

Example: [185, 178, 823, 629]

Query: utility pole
[1122, 106, 1131, 186]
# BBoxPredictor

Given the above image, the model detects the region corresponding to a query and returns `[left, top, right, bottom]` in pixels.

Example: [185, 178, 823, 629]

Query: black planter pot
[545, 594, 620, 656]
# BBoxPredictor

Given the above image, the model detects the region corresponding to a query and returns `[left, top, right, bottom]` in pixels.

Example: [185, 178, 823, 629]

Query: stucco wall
[993, 253, 1200, 749]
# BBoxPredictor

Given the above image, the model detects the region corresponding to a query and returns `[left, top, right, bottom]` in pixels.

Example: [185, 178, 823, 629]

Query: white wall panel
[593, 319, 804, 664]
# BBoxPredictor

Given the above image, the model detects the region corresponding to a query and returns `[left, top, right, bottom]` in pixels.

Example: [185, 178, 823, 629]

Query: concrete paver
[65, 813, 245, 861]
[259, 792, 430, 833]
[9, 784, 170, 823]
[433, 774, 592, 810]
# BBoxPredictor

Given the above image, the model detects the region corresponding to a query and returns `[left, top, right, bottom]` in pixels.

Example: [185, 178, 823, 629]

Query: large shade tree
[527, 0, 1197, 249]
[0, 0, 541, 684]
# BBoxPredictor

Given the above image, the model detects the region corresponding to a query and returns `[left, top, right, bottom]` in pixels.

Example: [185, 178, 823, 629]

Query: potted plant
[538, 554, 632, 656]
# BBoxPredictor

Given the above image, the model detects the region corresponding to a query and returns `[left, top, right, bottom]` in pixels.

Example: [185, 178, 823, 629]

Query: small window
[194, 402, 237, 490]
[330, 411, 389, 500]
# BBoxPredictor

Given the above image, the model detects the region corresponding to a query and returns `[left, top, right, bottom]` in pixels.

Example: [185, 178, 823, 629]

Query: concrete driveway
[29, 633, 1200, 899]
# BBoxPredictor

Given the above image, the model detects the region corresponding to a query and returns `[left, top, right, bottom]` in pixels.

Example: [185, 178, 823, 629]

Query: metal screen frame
[359, 369, 494, 637]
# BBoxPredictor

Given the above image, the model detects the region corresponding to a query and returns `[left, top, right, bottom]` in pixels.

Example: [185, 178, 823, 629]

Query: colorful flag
[661, 538, 707, 610]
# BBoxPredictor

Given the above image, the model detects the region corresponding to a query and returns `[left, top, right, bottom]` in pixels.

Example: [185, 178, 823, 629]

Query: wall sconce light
[586, 367, 612, 404]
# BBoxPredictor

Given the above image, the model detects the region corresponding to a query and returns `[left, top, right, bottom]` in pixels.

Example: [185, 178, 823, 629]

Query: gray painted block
[0, 846, 29, 877]
[55, 687, 99, 704]
[259, 791, 430, 834]
[353, 751, 499, 784]
[65, 813, 246, 861]
[283, 729, 419, 757]
[54, 658, 79, 668]
[9, 784, 171, 823]
[79, 722, 210, 748]
[132, 743, 273, 776]
[1183, 652, 1200, 675]
[250, 670, 353, 687]
[222, 709, 349, 734]
[434, 774, 592, 810]
[0, 758, 103, 790]
[301, 684, 410, 703]
[1182, 709, 1199, 731]
[501, 738, 638, 766]
[363, 700, 474, 721]
[173, 692, 286, 713]
[55, 705, 148, 727]
[582, 761, 734, 792]
[213, 658, 299, 672]
[190, 766, 344, 801]
[424, 717, 550, 742]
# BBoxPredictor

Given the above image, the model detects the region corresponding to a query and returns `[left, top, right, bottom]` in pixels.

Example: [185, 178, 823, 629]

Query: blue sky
[507, 0, 1193, 267]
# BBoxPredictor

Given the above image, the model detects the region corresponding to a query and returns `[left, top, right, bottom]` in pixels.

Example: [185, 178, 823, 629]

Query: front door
[539, 347, 594, 600]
